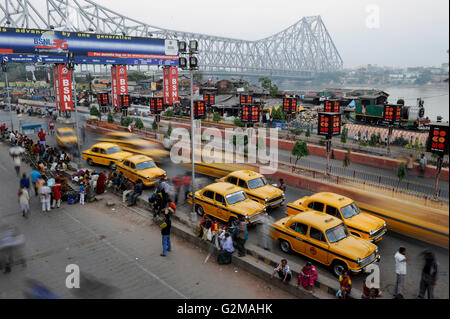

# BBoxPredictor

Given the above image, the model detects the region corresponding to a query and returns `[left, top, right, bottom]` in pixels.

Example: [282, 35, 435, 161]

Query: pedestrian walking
[419, 153, 427, 175]
[258, 212, 274, 251]
[30, 170, 41, 196]
[12, 154, 21, 177]
[394, 247, 408, 299]
[235, 216, 247, 257]
[417, 251, 439, 299]
[38, 128, 46, 146]
[49, 122, 55, 136]
[40, 182, 52, 213]
[20, 173, 30, 191]
[271, 259, 292, 283]
[79, 182, 86, 206]
[51, 180, 62, 209]
[297, 261, 318, 293]
[18, 186, 30, 218]
[160, 213, 172, 257]
[337, 271, 352, 299]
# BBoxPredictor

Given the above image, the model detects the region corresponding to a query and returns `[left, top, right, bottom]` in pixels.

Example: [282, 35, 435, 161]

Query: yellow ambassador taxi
[217, 170, 285, 209]
[82, 143, 132, 169]
[189, 183, 266, 226]
[271, 210, 380, 277]
[56, 128, 78, 149]
[97, 132, 169, 163]
[116, 155, 166, 187]
[287, 193, 387, 243]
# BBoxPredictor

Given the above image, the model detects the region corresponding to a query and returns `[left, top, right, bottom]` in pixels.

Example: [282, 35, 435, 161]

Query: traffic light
[97, 93, 109, 106]
[283, 98, 298, 114]
[324, 100, 340, 113]
[189, 56, 198, 69]
[179, 41, 187, 54]
[150, 97, 164, 113]
[119, 94, 130, 108]
[318, 112, 342, 138]
[427, 123, 449, 155]
[203, 94, 216, 105]
[194, 101, 205, 119]
[240, 95, 252, 106]
[241, 105, 260, 123]
[384, 105, 402, 123]
[179, 57, 188, 69]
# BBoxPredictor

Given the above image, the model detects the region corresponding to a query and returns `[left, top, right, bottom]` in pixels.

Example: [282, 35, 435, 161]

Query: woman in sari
[298, 262, 318, 293]
[338, 271, 352, 299]
[96, 172, 106, 195]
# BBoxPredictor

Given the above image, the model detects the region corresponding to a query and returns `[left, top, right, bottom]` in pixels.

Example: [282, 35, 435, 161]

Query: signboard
[111, 65, 128, 108]
[384, 105, 402, 123]
[427, 123, 449, 155]
[0, 27, 178, 66]
[204, 94, 216, 105]
[150, 97, 164, 113]
[324, 100, 340, 113]
[53, 64, 73, 111]
[318, 112, 341, 137]
[194, 101, 206, 118]
[21, 123, 45, 135]
[240, 95, 253, 106]
[283, 98, 298, 114]
[163, 67, 179, 105]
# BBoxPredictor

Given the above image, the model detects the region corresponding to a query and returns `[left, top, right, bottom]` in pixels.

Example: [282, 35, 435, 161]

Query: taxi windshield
[248, 177, 267, 190]
[226, 191, 248, 205]
[59, 131, 75, 137]
[106, 146, 122, 154]
[137, 160, 156, 170]
[326, 224, 349, 243]
[341, 202, 361, 219]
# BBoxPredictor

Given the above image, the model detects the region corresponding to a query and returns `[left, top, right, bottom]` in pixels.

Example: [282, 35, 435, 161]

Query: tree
[343, 149, 351, 168]
[259, 77, 278, 97]
[120, 116, 133, 127]
[167, 122, 173, 137]
[305, 126, 311, 137]
[292, 141, 310, 168]
[397, 163, 407, 186]
[90, 105, 101, 118]
[271, 107, 285, 122]
[270, 84, 279, 97]
[152, 118, 158, 131]
[341, 127, 348, 144]
[234, 118, 245, 128]
[369, 133, 378, 147]
[135, 118, 144, 130]
[213, 112, 221, 123]
[107, 112, 114, 124]
[164, 109, 174, 117]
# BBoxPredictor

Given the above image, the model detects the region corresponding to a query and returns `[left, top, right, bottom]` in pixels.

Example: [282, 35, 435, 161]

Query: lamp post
[66, 52, 82, 163]
[1, 60, 13, 131]
[179, 40, 199, 223]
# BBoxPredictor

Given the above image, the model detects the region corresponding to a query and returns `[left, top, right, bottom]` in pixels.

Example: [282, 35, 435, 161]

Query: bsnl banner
[53, 65, 73, 112]
[0, 27, 179, 65]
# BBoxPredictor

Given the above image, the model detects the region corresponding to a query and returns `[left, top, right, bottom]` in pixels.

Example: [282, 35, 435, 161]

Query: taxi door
[286, 222, 307, 253]
[90, 147, 101, 164]
[121, 160, 132, 181]
[98, 148, 108, 166]
[214, 193, 228, 222]
[199, 190, 216, 218]
[305, 227, 330, 265]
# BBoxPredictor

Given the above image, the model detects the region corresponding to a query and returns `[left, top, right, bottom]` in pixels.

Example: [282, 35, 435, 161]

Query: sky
[37, 0, 450, 68]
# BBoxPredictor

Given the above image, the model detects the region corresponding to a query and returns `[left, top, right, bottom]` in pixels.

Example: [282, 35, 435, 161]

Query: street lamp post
[179, 40, 199, 223]
[1, 60, 14, 131]
[67, 53, 82, 164]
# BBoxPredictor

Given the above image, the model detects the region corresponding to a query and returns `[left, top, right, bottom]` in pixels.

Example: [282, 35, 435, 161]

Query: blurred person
[12, 154, 22, 177]
[258, 212, 274, 251]
[79, 182, 86, 206]
[235, 215, 248, 257]
[338, 271, 352, 299]
[394, 247, 408, 299]
[40, 181, 52, 213]
[30, 169, 41, 197]
[279, 179, 287, 192]
[96, 172, 107, 195]
[122, 180, 135, 203]
[182, 172, 192, 201]
[298, 261, 318, 293]
[362, 282, 382, 299]
[172, 175, 184, 205]
[271, 259, 292, 283]
[0, 225, 25, 274]
[419, 154, 427, 175]
[417, 251, 439, 299]
[20, 173, 30, 191]
[51, 180, 62, 209]
[18, 186, 30, 218]
[38, 128, 46, 146]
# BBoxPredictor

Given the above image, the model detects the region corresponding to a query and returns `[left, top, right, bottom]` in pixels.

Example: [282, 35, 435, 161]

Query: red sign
[163, 67, 179, 105]
[384, 105, 402, 122]
[427, 124, 449, 155]
[194, 101, 205, 118]
[111, 65, 128, 108]
[318, 113, 341, 137]
[324, 101, 340, 113]
[204, 94, 216, 105]
[53, 65, 73, 111]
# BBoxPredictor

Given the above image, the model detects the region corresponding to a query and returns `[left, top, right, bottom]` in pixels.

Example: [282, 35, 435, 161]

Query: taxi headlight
[369, 230, 374, 236]
[357, 258, 362, 265]
[282, 192, 285, 197]
[146, 176, 151, 180]
[375, 247, 379, 254]
[265, 198, 269, 202]
[383, 222, 387, 228]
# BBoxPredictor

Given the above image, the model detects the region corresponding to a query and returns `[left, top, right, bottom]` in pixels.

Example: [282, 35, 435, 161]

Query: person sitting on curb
[217, 232, 234, 265]
[297, 262, 318, 294]
[271, 259, 292, 284]
[127, 180, 143, 207]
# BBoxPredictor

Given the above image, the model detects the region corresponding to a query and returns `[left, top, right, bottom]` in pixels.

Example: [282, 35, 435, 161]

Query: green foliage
[164, 109, 174, 117]
[213, 112, 221, 123]
[359, 139, 368, 147]
[392, 136, 409, 147]
[397, 163, 407, 183]
[271, 107, 286, 122]
[319, 138, 326, 146]
[369, 133, 378, 147]
[107, 112, 114, 124]
[152, 118, 158, 131]
[341, 127, 348, 144]
[270, 84, 279, 97]
[135, 117, 144, 130]
[292, 141, 310, 167]
[167, 123, 173, 137]
[234, 118, 245, 128]
[127, 71, 148, 82]
[290, 128, 304, 136]
[414, 137, 420, 150]
[343, 149, 351, 168]
[306, 126, 311, 138]
[258, 77, 279, 97]
[90, 105, 101, 118]
[120, 116, 133, 127]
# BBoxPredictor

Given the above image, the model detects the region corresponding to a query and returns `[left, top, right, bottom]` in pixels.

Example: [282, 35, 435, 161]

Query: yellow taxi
[82, 143, 132, 169]
[271, 210, 380, 277]
[218, 170, 285, 209]
[287, 192, 387, 243]
[189, 182, 266, 226]
[97, 131, 169, 163]
[116, 155, 166, 187]
[56, 127, 78, 149]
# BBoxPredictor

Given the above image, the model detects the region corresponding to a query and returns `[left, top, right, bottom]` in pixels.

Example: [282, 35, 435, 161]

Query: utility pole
[67, 52, 82, 163]
[2, 60, 14, 131]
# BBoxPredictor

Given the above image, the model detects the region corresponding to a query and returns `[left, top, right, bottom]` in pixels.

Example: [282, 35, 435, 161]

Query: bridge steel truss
[0, 0, 344, 78]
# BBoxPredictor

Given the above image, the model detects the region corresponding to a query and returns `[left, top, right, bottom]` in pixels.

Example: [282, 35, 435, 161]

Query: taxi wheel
[331, 261, 348, 278]
[87, 158, 94, 166]
[279, 240, 291, 254]
[195, 205, 204, 217]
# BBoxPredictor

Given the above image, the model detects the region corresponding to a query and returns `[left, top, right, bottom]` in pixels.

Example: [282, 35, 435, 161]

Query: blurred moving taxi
[188, 183, 266, 226]
[218, 170, 285, 209]
[287, 193, 387, 243]
[97, 132, 169, 163]
[271, 210, 380, 277]
[116, 155, 166, 187]
[56, 128, 78, 149]
[82, 143, 132, 169]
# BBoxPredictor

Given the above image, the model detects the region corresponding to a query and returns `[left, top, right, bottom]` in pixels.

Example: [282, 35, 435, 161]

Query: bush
[292, 141, 310, 167]
[120, 116, 133, 127]
[343, 149, 351, 168]
[369, 133, 378, 147]
[341, 127, 348, 144]
[234, 118, 245, 128]
[167, 123, 173, 137]
[164, 109, 174, 117]
[391, 136, 409, 147]
[152, 118, 158, 131]
[305, 126, 311, 137]
[107, 112, 114, 124]
[135, 118, 144, 130]
[290, 128, 303, 136]
[397, 163, 407, 184]
[213, 112, 221, 123]
[319, 138, 326, 146]
[90, 105, 101, 118]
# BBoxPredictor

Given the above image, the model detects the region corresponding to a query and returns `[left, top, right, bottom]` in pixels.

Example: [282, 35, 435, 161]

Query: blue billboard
[0, 27, 179, 66]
